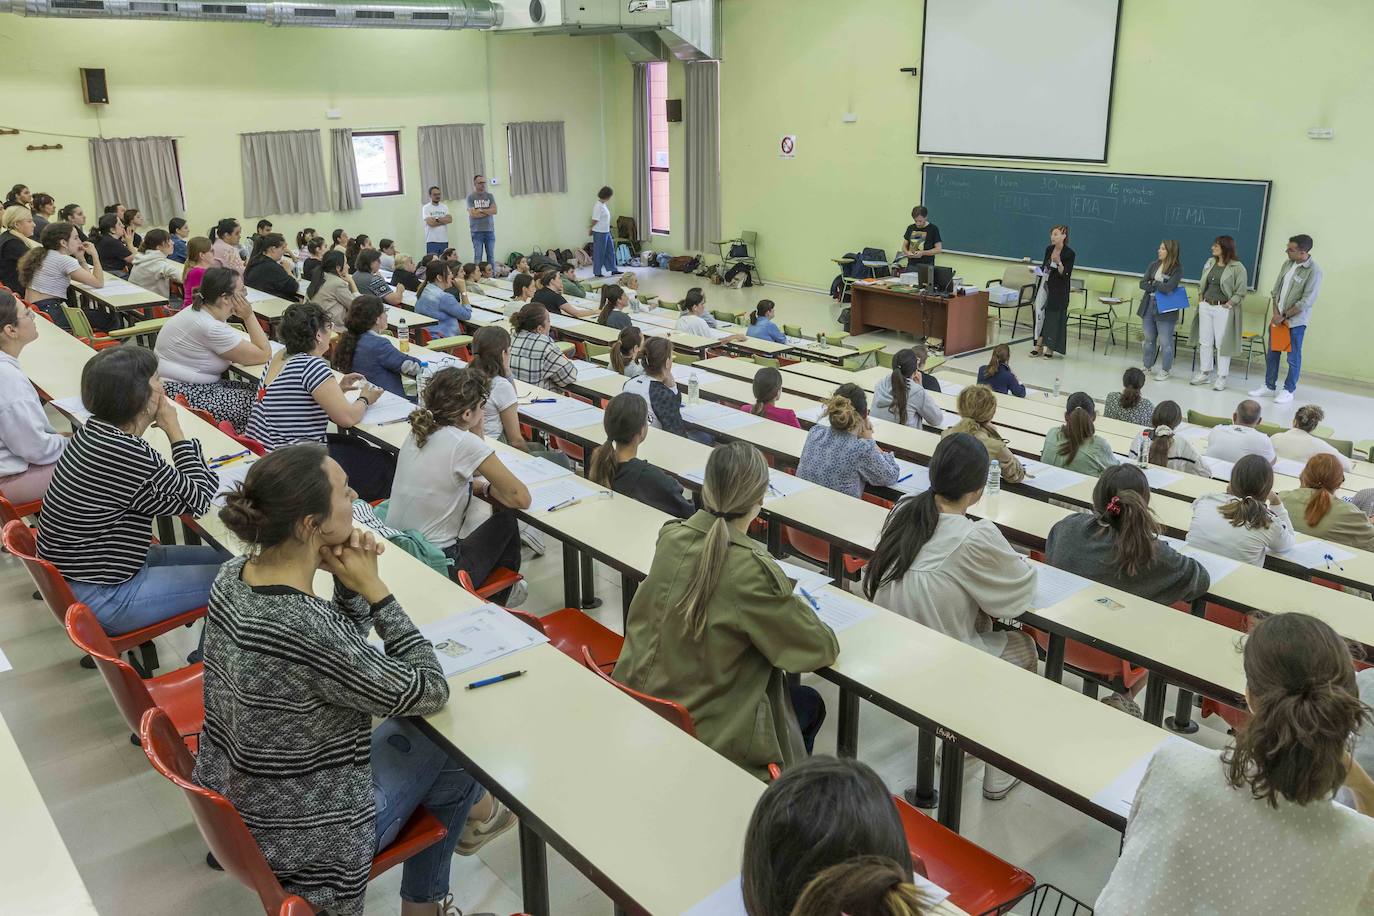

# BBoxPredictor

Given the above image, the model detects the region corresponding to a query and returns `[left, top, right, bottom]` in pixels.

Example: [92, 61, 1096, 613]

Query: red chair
[2, 520, 206, 675]
[65, 602, 204, 751]
[0, 494, 41, 526]
[173, 393, 218, 426]
[457, 571, 622, 674]
[453, 566, 523, 602]
[140, 707, 448, 916]
[580, 646, 695, 734]
[783, 492, 891, 578]
[218, 420, 268, 456]
[279, 896, 313, 916]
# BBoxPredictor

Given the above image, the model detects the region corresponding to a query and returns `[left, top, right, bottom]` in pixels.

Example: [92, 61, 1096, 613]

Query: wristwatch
[358, 393, 372, 406]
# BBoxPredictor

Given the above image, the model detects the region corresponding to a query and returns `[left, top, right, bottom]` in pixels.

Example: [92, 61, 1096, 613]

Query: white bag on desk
[986, 284, 1020, 305]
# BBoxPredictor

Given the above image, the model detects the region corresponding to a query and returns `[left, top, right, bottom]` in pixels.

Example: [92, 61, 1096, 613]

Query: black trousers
[326, 433, 396, 503]
[441, 509, 523, 602]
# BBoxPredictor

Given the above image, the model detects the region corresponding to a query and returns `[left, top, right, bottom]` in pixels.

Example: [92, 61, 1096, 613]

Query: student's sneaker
[1248, 385, 1275, 398]
[1101, 692, 1143, 718]
[1189, 372, 1210, 386]
[456, 799, 518, 855]
[1152, 369, 1170, 382]
[1212, 376, 1227, 392]
[981, 765, 1020, 801]
[1275, 389, 1294, 405]
[503, 579, 529, 608]
[519, 522, 546, 557]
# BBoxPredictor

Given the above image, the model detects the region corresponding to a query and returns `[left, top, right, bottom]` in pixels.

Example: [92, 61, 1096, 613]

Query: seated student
[329, 227, 349, 255]
[791, 856, 957, 916]
[1272, 404, 1353, 471]
[509, 302, 577, 391]
[129, 228, 185, 302]
[1046, 464, 1209, 605]
[478, 261, 494, 282]
[623, 337, 707, 442]
[1040, 391, 1119, 476]
[558, 262, 587, 299]
[532, 269, 596, 319]
[243, 232, 302, 301]
[0, 205, 36, 296]
[1206, 399, 1277, 465]
[18, 221, 110, 331]
[455, 261, 480, 294]
[1187, 454, 1296, 566]
[596, 283, 633, 330]
[155, 267, 271, 430]
[798, 384, 900, 498]
[589, 392, 695, 519]
[745, 300, 787, 343]
[300, 235, 326, 284]
[468, 324, 570, 468]
[1104, 367, 1154, 425]
[121, 208, 146, 250]
[210, 218, 245, 275]
[676, 287, 746, 342]
[864, 432, 1036, 799]
[1127, 400, 1209, 476]
[503, 271, 536, 318]
[910, 342, 941, 393]
[198, 445, 511, 916]
[618, 270, 643, 306]
[58, 203, 88, 243]
[1096, 613, 1374, 916]
[352, 249, 403, 307]
[872, 347, 942, 429]
[391, 254, 420, 293]
[0, 293, 68, 505]
[414, 260, 470, 337]
[613, 442, 840, 776]
[387, 367, 529, 598]
[974, 343, 1026, 397]
[333, 296, 423, 400]
[91, 212, 134, 275]
[306, 250, 357, 327]
[743, 365, 800, 427]
[294, 227, 317, 263]
[245, 218, 272, 255]
[345, 234, 372, 270]
[1280, 453, 1374, 551]
[178, 237, 216, 311]
[167, 218, 189, 263]
[608, 326, 644, 378]
[30, 193, 55, 235]
[943, 384, 1025, 484]
[377, 238, 397, 272]
[36, 346, 225, 635]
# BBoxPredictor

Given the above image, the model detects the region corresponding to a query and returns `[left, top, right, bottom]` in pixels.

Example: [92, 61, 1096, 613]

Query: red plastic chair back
[279, 897, 315, 916]
[139, 708, 292, 913]
[3, 520, 77, 627]
[580, 646, 697, 736]
[218, 420, 268, 456]
[65, 603, 160, 734]
[0, 494, 41, 525]
[892, 794, 1035, 913]
[173, 393, 217, 426]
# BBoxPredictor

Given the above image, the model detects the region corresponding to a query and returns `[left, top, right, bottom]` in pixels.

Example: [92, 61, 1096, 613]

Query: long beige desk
[71, 278, 167, 323]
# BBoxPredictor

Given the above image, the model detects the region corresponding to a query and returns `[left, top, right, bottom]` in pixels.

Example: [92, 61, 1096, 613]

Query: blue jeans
[470, 230, 495, 265]
[425, 241, 448, 257]
[1265, 324, 1306, 392]
[592, 231, 616, 276]
[1141, 308, 1178, 372]
[69, 544, 226, 636]
[372, 719, 484, 904]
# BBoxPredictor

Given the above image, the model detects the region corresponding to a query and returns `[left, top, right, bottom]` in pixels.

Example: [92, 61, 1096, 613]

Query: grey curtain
[89, 137, 185, 225]
[417, 123, 485, 200]
[631, 62, 651, 236]
[239, 130, 328, 217]
[684, 60, 721, 251]
[330, 128, 363, 211]
[507, 121, 567, 196]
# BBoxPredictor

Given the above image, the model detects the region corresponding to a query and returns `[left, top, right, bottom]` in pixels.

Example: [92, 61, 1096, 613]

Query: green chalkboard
[921, 164, 1271, 283]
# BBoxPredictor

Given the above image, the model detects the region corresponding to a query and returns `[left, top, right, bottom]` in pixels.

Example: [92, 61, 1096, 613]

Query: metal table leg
[837, 687, 859, 759]
[518, 822, 550, 916]
[936, 742, 965, 831]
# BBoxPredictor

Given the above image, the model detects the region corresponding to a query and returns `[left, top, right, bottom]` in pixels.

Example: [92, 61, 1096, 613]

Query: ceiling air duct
[1, 0, 502, 29]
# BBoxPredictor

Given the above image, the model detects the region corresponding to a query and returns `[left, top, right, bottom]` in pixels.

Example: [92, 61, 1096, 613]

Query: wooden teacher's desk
[849, 282, 989, 355]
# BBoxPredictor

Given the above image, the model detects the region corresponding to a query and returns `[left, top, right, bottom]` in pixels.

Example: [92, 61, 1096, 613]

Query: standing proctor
[901, 206, 941, 269]
[1030, 225, 1074, 359]
[420, 185, 451, 258]
[466, 174, 497, 265]
[1252, 234, 1321, 406]
[590, 186, 615, 278]
[1189, 235, 1247, 393]
[1137, 239, 1184, 381]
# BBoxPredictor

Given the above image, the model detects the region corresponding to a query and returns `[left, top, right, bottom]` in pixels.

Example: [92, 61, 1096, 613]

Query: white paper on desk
[1029, 562, 1095, 609]
[527, 477, 597, 513]
[569, 360, 616, 381]
[547, 312, 579, 329]
[1275, 539, 1355, 570]
[51, 395, 92, 425]
[502, 454, 574, 487]
[240, 287, 278, 303]
[92, 277, 145, 295]
[419, 603, 549, 678]
[671, 364, 722, 386]
[774, 559, 835, 595]
[704, 410, 767, 432]
[940, 380, 965, 397]
[211, 458, 256, 507]
[347, 390, 415, 426]
[0, 646, 11, 674]
[1091, 735, 1187, 820]
[522, 402, 603, 432]
[425, 352, 467, 371]
[764, 468, 817, 501]
[681, 401, 740, 424]
[632, 319, 668, 337]
[1141, 466, 1182, 489]
[1274, 457, 1308, 478]
[810, 589, 876, 633]
[402, 290, 417, 307]
[794, 403, 826, 424]
[1020, 459, 1088, 495]
[268, 340, 285, 358]
[938, 410, 960, 429]
[1162, 536, 1241, 585]
[893, 458, 932, 495]
[1202, 456, 1235, 481]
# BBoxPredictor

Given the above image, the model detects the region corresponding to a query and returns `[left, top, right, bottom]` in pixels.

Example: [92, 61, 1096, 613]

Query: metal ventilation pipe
[3, 0, 502, 29]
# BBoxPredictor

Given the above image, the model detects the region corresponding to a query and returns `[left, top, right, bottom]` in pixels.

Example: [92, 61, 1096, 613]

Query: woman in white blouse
[1272, 404, 1353, 472]
[1187, 454, 1295, 566]
[0, 292, 67, 505]
[862, 431, 1036, 802]
[1096, 612, 1374, 915]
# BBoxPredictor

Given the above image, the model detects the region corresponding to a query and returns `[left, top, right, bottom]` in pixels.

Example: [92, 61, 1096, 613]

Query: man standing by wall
[421, 185, 451, 257]
[1251, 234, 1321, 405]
[466, 174, 498, 265]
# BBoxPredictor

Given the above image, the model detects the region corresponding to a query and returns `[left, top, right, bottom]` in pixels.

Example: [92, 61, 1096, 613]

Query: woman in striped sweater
[196, 444, 512, 916]
[36, 346, 225, 635]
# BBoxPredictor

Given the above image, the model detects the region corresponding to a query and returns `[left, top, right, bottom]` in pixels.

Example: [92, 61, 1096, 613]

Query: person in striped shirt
[36, 346, 226, 635]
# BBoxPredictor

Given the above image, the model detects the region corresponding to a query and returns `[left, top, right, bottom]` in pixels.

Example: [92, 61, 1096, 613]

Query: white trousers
[1198, 302, 1232, 376]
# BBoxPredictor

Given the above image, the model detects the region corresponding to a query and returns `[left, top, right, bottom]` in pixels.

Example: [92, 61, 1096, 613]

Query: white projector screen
[918, 0, 1121, 162]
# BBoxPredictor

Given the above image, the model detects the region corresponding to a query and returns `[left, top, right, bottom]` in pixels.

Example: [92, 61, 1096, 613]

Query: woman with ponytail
[243, 232, 302, 301]
[332, 295, 423, 399]
[614, 442, 838, 777]
[974, 343, 1026, 397]
[1040, 391, 1119, 476]
[596, 283, 633, 330]
[414, 259, 469, 337]
[745, 299, 787, 343]
[743, 366, 800, 427]
[622, 336, 704, 440]
[1046, 464, 1208, 604]
[1104, 367, 1153, 425]
[944, 384, 1024, 484]
[1096, 612, 1374, 915]
[210, 218, 244, 275]
[91, 212, 134, 274]
[1126, 400, 1208, 476]
[872, 347, 942, 428]
[798, 384, 900, 498]
[469, 325, 569, 467]
[1280, 453, 1374, 551]
[864, 433, 1035, 799]
[1188, 454, 1295, 565]
[608, 325, 644, 378]
[587, 392, 693, 518]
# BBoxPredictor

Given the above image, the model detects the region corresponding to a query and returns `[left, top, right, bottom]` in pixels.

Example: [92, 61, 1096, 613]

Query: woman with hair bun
[943, 385, 1024, 484]
[1126, 400, 1208, 476]
[1272, 404, 1353, 471]
[1104, 367, 1153, 425]
[1096, 612, 1374, 915]
[1280, 454, 1374, 551]
[797, 383, 899, 498]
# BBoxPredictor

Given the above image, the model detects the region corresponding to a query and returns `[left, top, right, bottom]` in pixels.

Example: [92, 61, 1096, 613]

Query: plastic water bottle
[688, 372, 700, 405]
[1051, 377, 1061, 398]
[1137, 430, 1151, 468]
[987, 460, 1001, 497]
[415, 361, 431, 401]
[816, 331, 825, 346]
[398, 317, 410, 353]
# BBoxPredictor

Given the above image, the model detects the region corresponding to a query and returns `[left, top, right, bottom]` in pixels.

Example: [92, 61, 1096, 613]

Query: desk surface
[72, 278, 166, 310]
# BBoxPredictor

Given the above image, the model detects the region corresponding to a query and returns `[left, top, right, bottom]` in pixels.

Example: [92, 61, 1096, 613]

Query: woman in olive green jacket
[1188, 235, 1248, 391]
[613, 442, 840, 779]
[1280, 453, 1374, 552]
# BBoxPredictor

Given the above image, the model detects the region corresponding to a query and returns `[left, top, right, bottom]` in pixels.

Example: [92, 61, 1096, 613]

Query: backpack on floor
[723, 262, 753, 287]
[668, 254, 699, 272]
[506, 250, 525, 269]
[657, 253, 672, 269]
[616, 243, 632, 266]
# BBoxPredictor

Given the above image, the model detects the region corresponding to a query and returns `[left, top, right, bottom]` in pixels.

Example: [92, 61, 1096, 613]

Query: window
[647, 61, 670, 234]
[351, 130, 403, 197]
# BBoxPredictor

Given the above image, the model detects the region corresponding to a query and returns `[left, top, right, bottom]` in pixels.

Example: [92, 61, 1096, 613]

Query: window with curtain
[239, 129, 329, 216]
[351, 131, 403, 197]
[88, 137, 186, 225]
[648, 61, 670, 234]
[506, 121, 567, 196]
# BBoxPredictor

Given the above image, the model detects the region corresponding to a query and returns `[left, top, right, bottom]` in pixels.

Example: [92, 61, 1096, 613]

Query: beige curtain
[507, 121, 567, 196]
[88, 137, 185, 225]
[417, 123, 485, 200]
[632, 62, 651, 236]
[684, 60, 721, 251]
[239, 130, 328, 216]
[330, 128, 363, 211]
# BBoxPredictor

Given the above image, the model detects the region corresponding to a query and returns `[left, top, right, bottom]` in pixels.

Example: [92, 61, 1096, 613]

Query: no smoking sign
[779, 135, 796, 159]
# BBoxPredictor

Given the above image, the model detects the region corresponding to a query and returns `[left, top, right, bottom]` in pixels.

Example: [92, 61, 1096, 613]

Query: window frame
[647, 61, 670, 236]
[351, 129, 405, 199]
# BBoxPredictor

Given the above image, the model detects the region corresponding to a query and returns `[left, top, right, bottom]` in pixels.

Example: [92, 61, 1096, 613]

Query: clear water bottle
[1051, 376, 1061, 398]
[987, 459, 1001, 497]
[415, 361, 432, 402]
[398, 317, 410, 353]
[816, 331, 825, 346]
[688, 372, 700, 404]
[1137, 429, 1151, 468]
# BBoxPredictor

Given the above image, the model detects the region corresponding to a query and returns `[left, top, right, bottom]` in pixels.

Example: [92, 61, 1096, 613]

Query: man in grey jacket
[1251, 233, 1321, 405]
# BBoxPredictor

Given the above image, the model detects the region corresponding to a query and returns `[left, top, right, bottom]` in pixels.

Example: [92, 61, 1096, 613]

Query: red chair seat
[466, 566, 522, 601]
[580, 646, 695, 734]
[893, 795, 1035, 915]
[0, 495, 42, 525]
[368, 807, 448, 879]
[218, 420, 268, 455]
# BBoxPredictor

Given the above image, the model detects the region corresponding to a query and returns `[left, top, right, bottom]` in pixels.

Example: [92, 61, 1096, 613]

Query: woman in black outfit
[1031, 224, 1075, 359]
[243, 232, 302, 301]
[587, 392, 695, 518]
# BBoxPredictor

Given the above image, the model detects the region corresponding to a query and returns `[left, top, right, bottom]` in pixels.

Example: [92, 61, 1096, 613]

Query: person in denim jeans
[466, 174, 497, 265]
[1252, 234, 1322, 406]
[1138, 239, 1184, 381]
[590, 185, 616, 277]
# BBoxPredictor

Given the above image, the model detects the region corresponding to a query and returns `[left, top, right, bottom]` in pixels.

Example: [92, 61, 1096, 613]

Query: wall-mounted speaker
[80, 68, 109, 105]
[665, 99, 682, 123]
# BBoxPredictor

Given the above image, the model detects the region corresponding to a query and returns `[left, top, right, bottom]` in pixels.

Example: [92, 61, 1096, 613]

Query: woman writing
[623, 336, 700, 440]
[596, 283, 632, 330]
[332, 295, 423, 400]
[742, 366, 800, 428]
[746, 300, 787, 344]
[18, 221, 107, 330]
[1104, 367, 1153, 425]
[1187, 454, 1295, 566]
[1126, 401, 1208, 476]
[588, 392, 695, 518]
[243, 232, 302, 301]
[306, 250, 358, 327]
[0, 293, 68, 505]
[1280, 454, 1374, 551]
[1040, 391, 1119, 476]
[872, 348, 943, 428]
[608, 326, 644, 378]
[1138, 239, 1184, 380]
[975, 343, 1026, 397]
[1189, 235, 1247, 392]
[944, 385, 1025, 484]
[613, 442, 840, 777]
[1030, 224, 1074, 359]
[798, 384, 900, 498]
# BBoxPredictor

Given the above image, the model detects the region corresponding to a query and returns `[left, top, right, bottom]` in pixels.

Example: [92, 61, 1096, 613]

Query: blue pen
[209, 448, 251, 465]
[527, 397, 557, 404]
[896, 473, 913, 483]
[797, 586, 820, 611]
[1324, 553, 1345, 572]
[466, 670, 526, 690]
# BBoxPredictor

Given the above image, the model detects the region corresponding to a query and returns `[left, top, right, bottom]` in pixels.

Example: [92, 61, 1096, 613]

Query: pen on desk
[896, 473, 912, 484]
[525, 397, 557, 404]
[209, 449, 250, 464]
[1324, 553, 1345, 572]
[210, 453, 250, 469]
[466, 670, 526, 690]
[377, 416, 411, 425]
[547, 496, 583, 513]
[797, 586, 820, 611]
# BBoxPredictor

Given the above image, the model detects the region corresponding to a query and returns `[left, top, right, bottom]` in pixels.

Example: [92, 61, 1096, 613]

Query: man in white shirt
[589, 185, 615, 278]
[1205, 399, 1277, 465]
[421, 185, 452, 257]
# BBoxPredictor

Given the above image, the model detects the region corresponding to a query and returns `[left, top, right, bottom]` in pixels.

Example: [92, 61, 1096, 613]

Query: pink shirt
[182, 266, 206, 309]
[212, 238, 244, 275]
[740, 402, 800, 428]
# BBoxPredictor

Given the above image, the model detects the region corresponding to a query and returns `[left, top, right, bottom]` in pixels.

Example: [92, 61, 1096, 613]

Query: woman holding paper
[1137, 240, 1185, 380]
[1189, 235, 1248, 392]
[1030, 225, 1074, 359]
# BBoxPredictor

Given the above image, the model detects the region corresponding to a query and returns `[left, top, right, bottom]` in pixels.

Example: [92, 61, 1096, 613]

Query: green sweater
[1040, 426, 1120, 477]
